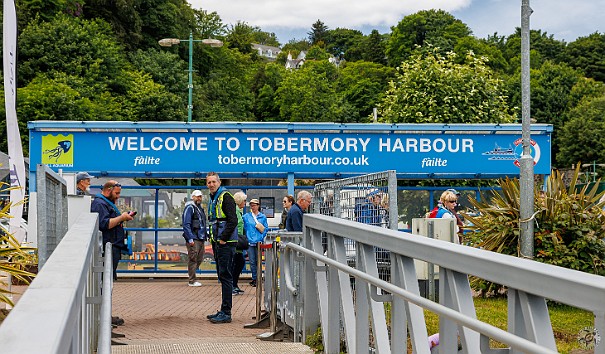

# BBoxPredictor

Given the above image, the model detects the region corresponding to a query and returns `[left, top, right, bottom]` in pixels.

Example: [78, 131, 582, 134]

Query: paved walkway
[110, 278, 313, 354]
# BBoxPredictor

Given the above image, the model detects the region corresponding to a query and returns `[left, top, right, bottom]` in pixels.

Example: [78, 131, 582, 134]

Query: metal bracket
[370, 285, 393, 303]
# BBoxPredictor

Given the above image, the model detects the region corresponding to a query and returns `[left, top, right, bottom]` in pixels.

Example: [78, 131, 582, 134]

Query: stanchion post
[270, 240, 278, 333]
[255, 242, 263, 320]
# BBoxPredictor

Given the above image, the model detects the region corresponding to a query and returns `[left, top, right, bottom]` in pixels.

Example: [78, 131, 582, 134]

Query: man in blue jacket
[182, 190, 207, 287]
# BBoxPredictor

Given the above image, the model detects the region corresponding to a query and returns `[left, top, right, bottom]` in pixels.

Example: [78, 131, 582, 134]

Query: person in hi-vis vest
[205, 172, 238, 324]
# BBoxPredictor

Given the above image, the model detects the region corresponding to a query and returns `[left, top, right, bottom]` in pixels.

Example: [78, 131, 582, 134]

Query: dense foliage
[465, 165, 605, 279]
[0, 3, 603, 166]
[377, 49, 516, 123]
[0, 184, 36, 307]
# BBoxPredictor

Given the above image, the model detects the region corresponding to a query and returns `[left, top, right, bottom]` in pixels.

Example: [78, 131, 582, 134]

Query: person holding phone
[91, 180, 134, 281]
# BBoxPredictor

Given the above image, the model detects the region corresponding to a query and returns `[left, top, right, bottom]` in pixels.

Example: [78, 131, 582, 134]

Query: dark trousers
[216, 243, 235, 315]
[111, 245, 122, 281]
[232, 251, 245, 289]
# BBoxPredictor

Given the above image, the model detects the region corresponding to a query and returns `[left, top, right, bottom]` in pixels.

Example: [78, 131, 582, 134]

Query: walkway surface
[109, 278, 313, 354]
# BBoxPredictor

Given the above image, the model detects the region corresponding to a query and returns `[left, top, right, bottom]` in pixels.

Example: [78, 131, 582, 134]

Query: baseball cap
[76, 172, 94, 182]
[191, 190, 203, 197]
[446, 188, 461, 196]
[249, 198, 260, 205]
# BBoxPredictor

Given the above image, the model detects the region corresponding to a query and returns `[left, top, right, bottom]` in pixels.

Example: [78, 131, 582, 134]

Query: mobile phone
[128, 211, 137, 217]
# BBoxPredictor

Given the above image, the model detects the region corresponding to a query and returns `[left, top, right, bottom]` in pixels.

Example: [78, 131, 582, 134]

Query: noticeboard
[28, 122, 552, 181]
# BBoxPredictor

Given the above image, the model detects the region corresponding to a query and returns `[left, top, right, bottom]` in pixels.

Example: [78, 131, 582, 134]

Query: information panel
[28, 122, 552, 179]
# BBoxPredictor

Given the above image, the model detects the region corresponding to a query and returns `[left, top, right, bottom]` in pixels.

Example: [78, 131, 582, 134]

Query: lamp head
[158, 38, 181, 47]
[201, 38, 223, 47]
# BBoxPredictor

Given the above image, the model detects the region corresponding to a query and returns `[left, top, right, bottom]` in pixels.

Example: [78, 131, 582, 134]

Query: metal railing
[0, 213, 111, 354]
[279, 214, 605, 354]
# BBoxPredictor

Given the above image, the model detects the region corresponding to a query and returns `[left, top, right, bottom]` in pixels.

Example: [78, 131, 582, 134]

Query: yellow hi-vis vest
[208, 190, 238, 243]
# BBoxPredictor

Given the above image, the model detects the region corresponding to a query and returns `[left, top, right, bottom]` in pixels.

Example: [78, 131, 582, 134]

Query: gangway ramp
[110, 279, 313, 354]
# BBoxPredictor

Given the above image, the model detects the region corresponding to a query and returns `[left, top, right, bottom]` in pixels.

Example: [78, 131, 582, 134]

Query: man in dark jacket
[91, 180, 134, 281]
[286, 190, 312, 232]
[182, 189, 207, 287]
[90, 180, 134, 329]
[205, 172, 238, 324]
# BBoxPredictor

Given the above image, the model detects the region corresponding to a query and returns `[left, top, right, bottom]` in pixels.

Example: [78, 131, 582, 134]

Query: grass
[423, 297, 594, 353]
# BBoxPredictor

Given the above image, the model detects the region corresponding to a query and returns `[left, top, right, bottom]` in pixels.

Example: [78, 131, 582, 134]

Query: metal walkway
[109, 278, 313, 354]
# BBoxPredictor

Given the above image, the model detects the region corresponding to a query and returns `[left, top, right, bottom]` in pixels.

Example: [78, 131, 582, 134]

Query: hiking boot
[206, 311, 222, 320]
[209, 312, 232, 323]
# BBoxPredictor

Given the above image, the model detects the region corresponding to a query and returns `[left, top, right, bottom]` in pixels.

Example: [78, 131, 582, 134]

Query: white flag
[3, 0, 27, 243]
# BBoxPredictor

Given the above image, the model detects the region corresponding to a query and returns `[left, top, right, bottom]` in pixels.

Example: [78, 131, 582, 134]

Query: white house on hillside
[252, 43, 281, 61]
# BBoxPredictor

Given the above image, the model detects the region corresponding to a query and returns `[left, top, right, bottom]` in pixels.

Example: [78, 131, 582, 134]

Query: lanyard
[96, 194, 121, 215]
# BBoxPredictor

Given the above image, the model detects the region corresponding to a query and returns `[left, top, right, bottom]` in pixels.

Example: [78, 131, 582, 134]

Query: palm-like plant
[464, 164, 605, 276]
[0, 184, 36, 307]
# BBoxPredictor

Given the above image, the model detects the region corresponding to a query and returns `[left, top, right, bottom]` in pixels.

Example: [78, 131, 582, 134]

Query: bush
[0, 183, 37, 308]
[464, 165, 605, 294]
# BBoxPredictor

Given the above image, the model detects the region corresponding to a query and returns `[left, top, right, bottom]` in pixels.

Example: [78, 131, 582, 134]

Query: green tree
[308, 19, 328, 45]
[377, 48, 516, 123]
[305, 45, 330, 61]
[362, 30, 387, 65]
[556, 95, 605, 167]
[386, 9, 471, 67]
[135, 0, 196, 50]
[128, 48, 188, 106]
[194, 9, 227, 39]
[337, 61, 395, 120]
[525, 61, 581, 131]
[18, 14, 129, 90]
[251, 63, 286, 121]
[120, 70, 183, 121]
[196, 49, 256, 121]
[501, 29, 566, 74]
[563, 32, 605, 82]
[225, 21, 256, 54]
[83, 0, 196, 50]
[82, 0, 142, 50]
[453, 36, 508, 72]
[16, 0, 81, 29]
[324, 28, 364, 60]
[252, 30, 280, 47]
[275, 61, 350, 122]
[17, 75, 118, 122]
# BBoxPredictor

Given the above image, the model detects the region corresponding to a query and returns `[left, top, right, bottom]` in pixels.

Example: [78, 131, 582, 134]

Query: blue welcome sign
[28, 122, 551, 180]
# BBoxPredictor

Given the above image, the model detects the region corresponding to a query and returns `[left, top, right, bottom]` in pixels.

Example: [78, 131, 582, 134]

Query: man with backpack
[182, 190, 207, 287]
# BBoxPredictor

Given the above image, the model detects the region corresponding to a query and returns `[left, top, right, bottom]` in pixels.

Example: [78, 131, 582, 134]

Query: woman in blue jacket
[242, 199, 269, 287]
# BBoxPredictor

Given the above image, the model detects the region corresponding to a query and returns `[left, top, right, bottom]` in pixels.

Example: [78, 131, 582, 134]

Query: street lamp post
[159, 33, 223, 189]
[159, 33, 223, 123]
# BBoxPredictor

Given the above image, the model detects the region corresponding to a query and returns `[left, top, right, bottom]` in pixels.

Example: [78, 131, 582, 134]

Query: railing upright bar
[284, 242, 558, 354]
[97, 242, 113, 354]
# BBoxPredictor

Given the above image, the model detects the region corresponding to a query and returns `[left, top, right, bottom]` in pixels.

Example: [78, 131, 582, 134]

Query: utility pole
[519, 0, 534, 259]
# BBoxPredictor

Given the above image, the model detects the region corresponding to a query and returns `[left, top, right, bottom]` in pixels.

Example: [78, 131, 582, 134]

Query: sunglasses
[109, 183, 122, 189]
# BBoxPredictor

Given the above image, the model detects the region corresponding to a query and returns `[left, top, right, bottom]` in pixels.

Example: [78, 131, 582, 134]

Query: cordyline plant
[0, 183, 36, 307]
[464, 165, 605, 295]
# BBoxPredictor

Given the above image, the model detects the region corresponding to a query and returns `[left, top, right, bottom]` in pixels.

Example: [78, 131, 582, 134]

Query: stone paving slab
[110, 278, 313, 354]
